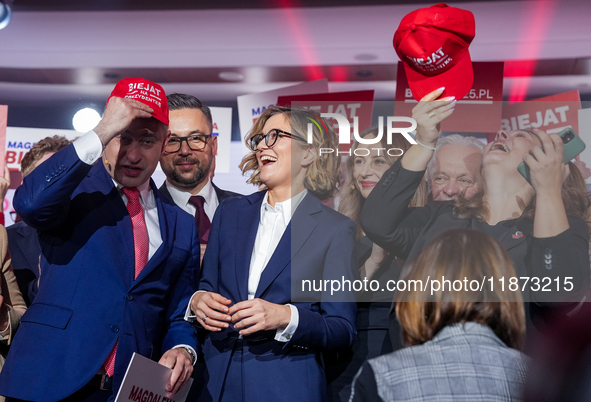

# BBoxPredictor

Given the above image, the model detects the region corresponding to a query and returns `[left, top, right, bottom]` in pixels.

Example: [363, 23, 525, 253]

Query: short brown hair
[395, 228, 525, 350]
[239, 106, 341, 200]
[21, 136, 71, 177]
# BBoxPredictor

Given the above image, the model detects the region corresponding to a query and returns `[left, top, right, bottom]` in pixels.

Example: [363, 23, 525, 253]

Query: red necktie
[104, 187, 149, 377]
[123, 187, 149, 279]
[188, 195, 211, 244]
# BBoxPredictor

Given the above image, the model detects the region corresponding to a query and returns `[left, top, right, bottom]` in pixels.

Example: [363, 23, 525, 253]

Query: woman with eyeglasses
[187, 105, 357, 402]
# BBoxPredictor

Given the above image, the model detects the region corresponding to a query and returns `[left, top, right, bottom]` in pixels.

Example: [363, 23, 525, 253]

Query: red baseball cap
[107, 78, 169, 125]
[394, 3, 475, 101]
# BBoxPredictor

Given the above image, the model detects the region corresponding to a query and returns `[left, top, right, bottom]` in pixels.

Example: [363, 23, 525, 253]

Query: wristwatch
[178, 346, 197, 366]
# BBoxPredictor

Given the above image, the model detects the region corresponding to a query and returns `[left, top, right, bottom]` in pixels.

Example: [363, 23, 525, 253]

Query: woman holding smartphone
[362, 87, 590, 344]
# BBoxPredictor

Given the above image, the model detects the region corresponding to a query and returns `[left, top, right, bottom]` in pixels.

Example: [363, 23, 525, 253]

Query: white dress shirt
[185, 189, 308, 343]
[72, 130, 196, 363]
[247, 189, 307, 341]
[165, 179, 219, 222]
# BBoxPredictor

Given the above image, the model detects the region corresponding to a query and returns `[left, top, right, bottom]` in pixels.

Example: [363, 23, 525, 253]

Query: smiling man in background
[426, 134, 484, 201]
[159, 93, 240, 260]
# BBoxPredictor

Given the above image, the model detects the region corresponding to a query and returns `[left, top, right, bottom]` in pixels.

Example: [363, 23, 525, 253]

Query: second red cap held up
[394, 3, 475, 101]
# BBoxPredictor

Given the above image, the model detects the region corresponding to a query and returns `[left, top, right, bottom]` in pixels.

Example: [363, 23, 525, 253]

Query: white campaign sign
[6, 127, 80, 171]
[114, 353, 193, 402]
[209, 106, 232, 174]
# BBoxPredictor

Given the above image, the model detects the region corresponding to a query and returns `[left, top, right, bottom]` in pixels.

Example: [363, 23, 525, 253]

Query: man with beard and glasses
[159, 94, 240, 262]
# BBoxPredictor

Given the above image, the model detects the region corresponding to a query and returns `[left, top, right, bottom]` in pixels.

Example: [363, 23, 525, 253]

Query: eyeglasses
[249, 129, 306, 151]
[165, 134, 211, 153]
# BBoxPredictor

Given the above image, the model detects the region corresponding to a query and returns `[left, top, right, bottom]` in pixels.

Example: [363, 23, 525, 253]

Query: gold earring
[104, 159, 109, 165]
[351, 184, 355, 190]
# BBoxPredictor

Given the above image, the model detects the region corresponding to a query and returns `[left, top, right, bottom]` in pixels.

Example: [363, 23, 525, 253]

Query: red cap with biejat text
[108, 78, 169, 125]
[393, 3, 475, 101]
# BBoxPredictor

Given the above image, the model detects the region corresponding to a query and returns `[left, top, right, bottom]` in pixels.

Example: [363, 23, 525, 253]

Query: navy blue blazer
[197, 190, 357, 402]
[0, 144, 200, 402]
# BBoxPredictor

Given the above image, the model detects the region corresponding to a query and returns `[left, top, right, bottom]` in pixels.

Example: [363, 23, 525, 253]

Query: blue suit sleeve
[162, 215, 201, 352]
[14, 144, 92, 232]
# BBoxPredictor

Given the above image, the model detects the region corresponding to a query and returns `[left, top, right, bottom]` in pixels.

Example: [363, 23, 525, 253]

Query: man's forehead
[170, 108, 209, 126]
[435, 145, 481, 174]
[169, 108, 208, 122]
[169, 108, 211, 135]
[127, 118, 167, 137]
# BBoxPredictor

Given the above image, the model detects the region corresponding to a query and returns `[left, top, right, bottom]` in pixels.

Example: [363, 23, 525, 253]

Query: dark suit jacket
[361, 159, 590, 301]
[197, 191, 357, 402]
[159, 179, 241, 400]
[0, 144, 200, 402]
[361, 159, 590, 345]
[6, 221, 40, 306]
[325, 236, 400, 402]
[158, 181, 241, 208]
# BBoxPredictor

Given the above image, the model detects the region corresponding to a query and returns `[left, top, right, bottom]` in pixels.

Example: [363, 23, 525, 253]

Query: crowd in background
[0, 80, 587, 402]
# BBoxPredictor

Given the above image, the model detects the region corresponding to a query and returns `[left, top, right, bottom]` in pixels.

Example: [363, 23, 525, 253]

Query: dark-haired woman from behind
[350, 228, 528, 402]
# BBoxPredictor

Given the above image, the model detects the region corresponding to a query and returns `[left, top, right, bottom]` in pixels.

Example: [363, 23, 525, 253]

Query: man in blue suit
[0, 78, 199, 402]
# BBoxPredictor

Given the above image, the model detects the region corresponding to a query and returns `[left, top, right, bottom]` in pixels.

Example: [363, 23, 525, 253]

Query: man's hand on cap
[94, 97, 154, 147]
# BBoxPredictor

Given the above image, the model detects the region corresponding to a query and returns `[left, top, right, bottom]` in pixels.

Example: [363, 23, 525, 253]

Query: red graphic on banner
[277, 90, 374, 151]
[395, 62, 504, 133]
[495, 90, 581, 142]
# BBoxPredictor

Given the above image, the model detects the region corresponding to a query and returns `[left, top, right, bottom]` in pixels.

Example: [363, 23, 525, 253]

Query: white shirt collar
[112, 178, 152, 204]
[166, 178, 216, 208]
[260, 189, 307, 228]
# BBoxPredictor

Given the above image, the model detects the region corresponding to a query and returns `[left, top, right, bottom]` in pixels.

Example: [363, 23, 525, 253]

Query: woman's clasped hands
[190, 291, 291, 335]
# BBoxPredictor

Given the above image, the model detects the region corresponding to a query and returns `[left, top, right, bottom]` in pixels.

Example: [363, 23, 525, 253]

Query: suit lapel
[235, 192, 264, 301]
[254, 192, 320, 298]
[158, 182, 173, 201]
[212, 182, 224, 201]
[89, 160, 135, 288]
